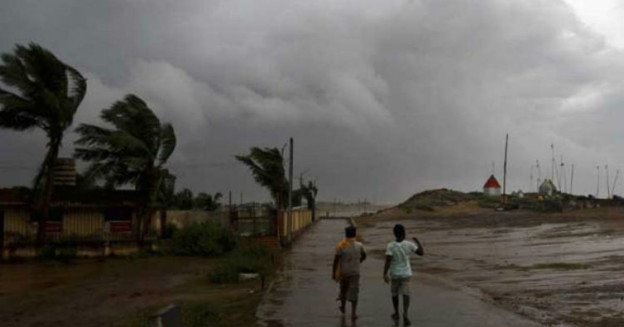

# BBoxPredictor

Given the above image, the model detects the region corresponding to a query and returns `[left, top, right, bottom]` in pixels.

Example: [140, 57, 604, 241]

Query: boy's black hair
[393, 224, 405, 238]
[345, 226, 357, 238]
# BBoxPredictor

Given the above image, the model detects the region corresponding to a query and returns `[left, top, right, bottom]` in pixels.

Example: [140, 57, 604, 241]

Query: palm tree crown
[74, 94, 176, 200]
[0, 43, 86, 243]
[236, 147, 288, 209]
[0, 43, 86, 136]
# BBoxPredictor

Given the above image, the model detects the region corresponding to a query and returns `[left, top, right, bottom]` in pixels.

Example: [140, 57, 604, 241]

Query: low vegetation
[166, 221, 237, 257]
[400, 188, 482, 211]
[209, 241, 280, 288]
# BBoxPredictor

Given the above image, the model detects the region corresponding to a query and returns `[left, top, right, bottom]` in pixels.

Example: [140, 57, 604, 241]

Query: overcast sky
[2, 0, 624, 204]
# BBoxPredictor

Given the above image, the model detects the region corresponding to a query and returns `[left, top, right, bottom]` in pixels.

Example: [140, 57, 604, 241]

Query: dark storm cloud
[2, 0, 624, 202]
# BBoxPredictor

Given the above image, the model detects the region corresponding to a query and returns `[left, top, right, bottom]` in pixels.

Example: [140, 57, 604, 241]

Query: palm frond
[75, 94, 176, 204]
[158, 123, 176, 166]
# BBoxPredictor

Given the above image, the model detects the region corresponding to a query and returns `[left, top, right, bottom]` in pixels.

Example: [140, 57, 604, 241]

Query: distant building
[483, 175, 501, 196]
[0, 187, 150, 258]
[539, 179, 557, 196]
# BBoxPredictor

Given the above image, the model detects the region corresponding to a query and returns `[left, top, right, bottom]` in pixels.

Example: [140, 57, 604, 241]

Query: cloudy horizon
[2, 0, 624, 204]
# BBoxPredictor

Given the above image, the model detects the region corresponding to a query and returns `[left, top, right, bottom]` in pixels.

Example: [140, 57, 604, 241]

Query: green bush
[209, 241, 278, 284]
[161, 223, 178, 239]
[182, 302, 223, 327]
[168, 221, 237, 256]
[478, 197, 500, 209]
[37, 243, 77, 263]
[535, 199, 563, 212]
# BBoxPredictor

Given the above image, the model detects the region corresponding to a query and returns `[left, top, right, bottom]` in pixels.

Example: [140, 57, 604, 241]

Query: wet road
[257, 219, 543, 327]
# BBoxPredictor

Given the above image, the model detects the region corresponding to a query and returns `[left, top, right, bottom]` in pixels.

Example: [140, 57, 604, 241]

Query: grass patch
[531, 262, 590, 270]
[209, 241, 280, 287]
[113, 299, 255, 327]
[165, 221, 237, 257]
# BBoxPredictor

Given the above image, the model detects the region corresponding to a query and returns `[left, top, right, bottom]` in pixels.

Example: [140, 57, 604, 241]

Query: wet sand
[257, 218, 541, 327]
[357, 204, 624, 327]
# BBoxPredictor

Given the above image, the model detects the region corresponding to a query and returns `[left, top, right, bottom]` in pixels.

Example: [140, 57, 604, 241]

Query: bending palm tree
[300, 180, 318, 220]
[0, 43, 86, 244]
[235, 147, 288, 209]
[75, 94, 176, 241]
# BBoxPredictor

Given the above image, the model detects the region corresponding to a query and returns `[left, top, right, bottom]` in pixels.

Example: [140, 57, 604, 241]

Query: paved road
[257, 219, 543, 327]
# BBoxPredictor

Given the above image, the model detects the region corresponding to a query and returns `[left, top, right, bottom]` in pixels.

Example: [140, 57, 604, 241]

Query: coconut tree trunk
[35, 139, 60, 247]
[136, 168, 158, 246]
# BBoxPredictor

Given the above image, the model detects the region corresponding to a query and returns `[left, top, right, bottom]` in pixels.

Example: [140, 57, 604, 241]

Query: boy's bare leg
[339, 298, 345, 314]
[403, 295, 411, 326]
[391, 296, 399, 320]
[351, 301, 358, 320]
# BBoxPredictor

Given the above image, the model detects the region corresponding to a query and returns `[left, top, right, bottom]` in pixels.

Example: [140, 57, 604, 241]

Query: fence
[233, 205, 276, 236]
[277, 208, 313, 241]
[166, 210, 230, 229]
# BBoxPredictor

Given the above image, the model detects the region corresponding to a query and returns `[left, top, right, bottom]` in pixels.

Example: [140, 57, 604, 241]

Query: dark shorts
[340, 275, 360, 302]
[391, 277, 411, 296]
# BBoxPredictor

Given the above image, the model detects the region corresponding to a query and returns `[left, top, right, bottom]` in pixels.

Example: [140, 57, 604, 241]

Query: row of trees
[235, 147, 318, 215]
[0, 43, 176, 243]
[169, 188, 222, 211]
[0, 43, 318, 245]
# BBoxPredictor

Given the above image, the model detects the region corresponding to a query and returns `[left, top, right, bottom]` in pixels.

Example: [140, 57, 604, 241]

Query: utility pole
[287, 137, 294, 242]
[559, 156, 565, 193]
[536, 160, 541, 192]
[570, 164, 575, 195]
[503, 134, 508, 204]
[612, 169, 620, 197]
[529, 164, 533, 193]
[596, 165, 600, 198]
[606, 165, 611, 199]
[551, 144, 555, 182]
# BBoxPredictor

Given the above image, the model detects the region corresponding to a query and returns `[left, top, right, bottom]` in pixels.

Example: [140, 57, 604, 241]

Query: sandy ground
[0, 256, 261, 327]
[356, 202, 624, 327]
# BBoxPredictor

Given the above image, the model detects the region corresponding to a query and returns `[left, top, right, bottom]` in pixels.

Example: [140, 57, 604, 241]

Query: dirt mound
[399, 188, 479, 211]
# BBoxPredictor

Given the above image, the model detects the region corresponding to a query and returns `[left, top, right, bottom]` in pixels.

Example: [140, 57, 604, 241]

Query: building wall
[3, 208, 35, 240]
[1, 206, 143, 244]
[63, 208, 105, 238]
[484, 187, 501, 197]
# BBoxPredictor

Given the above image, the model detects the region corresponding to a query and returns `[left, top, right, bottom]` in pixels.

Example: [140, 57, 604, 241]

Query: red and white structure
[483, 175, 502, 196]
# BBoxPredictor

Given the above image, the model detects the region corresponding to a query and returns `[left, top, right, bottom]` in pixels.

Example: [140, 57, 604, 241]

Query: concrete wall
[277, 209, 313, 239]
[1, 206, 144, 242]
[165, 210, 230, 228]
[484, 187, 501, 197]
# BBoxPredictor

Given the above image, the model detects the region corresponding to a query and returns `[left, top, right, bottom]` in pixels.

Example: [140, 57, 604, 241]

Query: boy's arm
[383, 255, 392, 283]
[412, 237, 424, 256]
[360, 246, 367, 263]
[332, 255, 340, 280]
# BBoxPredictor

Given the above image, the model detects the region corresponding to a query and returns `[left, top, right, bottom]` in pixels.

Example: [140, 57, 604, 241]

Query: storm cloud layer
[2, 0, 624, 203]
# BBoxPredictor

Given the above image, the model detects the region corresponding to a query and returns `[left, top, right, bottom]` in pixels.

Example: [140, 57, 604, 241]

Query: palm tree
[235, 147, 288, 209]
[195, 192, 223, 211]
[300, 180, 318, 220]
[74, 94, 176, 241]
[0, 43, 86, 244]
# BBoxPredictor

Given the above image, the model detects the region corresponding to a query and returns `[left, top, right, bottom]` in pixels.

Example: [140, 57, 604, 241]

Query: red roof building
[483, 175, 501, 196]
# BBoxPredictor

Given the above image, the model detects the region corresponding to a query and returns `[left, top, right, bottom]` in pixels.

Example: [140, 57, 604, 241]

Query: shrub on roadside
[37, 243, 78, 263]
[182, 302, 223, 327]
[168, 221, 236, 257]
[161, 223, 178, 239]
[209, 241, 278, 285]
